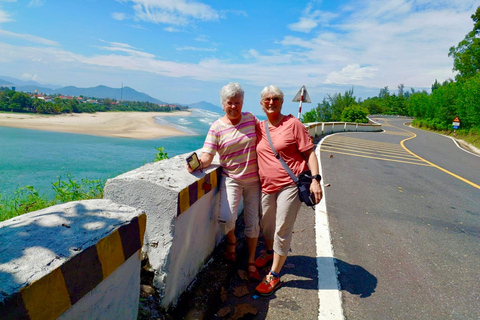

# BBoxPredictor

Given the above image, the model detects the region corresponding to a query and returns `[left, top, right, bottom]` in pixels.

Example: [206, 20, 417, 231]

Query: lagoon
[0, 109, 218, 197]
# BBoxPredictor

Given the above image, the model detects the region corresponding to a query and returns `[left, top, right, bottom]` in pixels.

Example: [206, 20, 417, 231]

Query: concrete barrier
[103, 150, 226, 309]
[305, 121, 382, 137]
[0, 199, 146, 320]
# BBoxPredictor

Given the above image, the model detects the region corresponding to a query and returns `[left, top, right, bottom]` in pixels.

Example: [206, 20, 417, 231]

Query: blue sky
[0, 0, 478, 116]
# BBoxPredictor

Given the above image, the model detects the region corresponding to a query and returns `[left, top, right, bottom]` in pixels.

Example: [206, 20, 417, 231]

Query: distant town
[0, 86, 189, 114]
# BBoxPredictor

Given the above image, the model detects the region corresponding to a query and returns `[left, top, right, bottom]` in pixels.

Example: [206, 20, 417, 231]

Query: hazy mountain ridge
[0, 76, 224, 111]
[0, 76, 61, 89]
[0, 77, 165, 104]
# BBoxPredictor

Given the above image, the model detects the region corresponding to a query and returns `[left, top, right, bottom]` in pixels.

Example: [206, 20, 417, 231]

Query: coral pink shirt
[256, 115, 314, 194]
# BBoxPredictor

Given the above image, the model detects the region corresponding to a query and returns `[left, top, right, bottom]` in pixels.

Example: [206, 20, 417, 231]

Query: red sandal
[248, 263, 262, 281]
[224, 241, 237, 262]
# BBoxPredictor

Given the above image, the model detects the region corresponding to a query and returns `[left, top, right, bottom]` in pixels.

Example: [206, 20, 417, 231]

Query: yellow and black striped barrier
[0, 213, 146, 320]
[177, 167, 222, 216]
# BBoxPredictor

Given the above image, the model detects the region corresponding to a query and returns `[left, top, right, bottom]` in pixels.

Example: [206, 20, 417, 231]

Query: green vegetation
[0, 175, 104, 222]
[301, 88, 368, 123]
[0, 87, 188, 115]
[301, 85, 408, 123]
[341, 105, 369, 123]
[154, 147, 169, 162]
[301, 6, 479, 149]
[448, 7, 480, 82]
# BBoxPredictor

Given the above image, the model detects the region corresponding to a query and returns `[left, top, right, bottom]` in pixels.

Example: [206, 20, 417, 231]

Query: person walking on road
[254, 85, 323, 295]
[187, 82, 262, 281]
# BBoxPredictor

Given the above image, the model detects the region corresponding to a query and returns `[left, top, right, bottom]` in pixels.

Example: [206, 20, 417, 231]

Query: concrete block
[0, 199, 145, 320]
[103, 151, 224, 309]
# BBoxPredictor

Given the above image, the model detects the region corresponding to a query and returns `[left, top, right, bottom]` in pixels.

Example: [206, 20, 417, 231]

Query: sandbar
[0, 111, 192, 139]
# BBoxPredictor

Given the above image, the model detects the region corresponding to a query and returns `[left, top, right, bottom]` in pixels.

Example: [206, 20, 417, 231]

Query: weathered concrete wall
[103, 149, 227, 309]
[0, 199, 146, 320]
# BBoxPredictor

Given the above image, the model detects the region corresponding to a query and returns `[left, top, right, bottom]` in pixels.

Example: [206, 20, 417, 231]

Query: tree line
[0, 88, 189, 114]
[302, 6, 480, 134]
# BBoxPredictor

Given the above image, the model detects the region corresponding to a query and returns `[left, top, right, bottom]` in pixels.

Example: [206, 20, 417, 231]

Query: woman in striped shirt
[187, 82, 262, 281]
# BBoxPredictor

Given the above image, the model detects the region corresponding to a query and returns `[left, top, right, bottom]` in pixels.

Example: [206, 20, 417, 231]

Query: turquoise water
[0, 109, 222, 197]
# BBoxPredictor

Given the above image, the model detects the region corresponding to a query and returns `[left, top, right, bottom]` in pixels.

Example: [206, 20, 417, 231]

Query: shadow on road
[335, 258, 377, 298]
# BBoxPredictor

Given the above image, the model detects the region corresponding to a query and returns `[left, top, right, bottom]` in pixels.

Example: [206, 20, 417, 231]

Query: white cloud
[287, 2, 337, 33]
[288, 17, 318, 33]
[325, 64, 378, 85]
[118, 0, 219, 26]
[112, 12, 127, 21]
[195, 34, 209, 42]
[280, 0, 476, 88]
[28, 0, 44, 7]
[0, 8, 12, 23]
[164, 26, 181, 32]
[176, 46, 216, 52]
[0, 29, 59, 46]
[21, 73, 38, 80]
[94, 40, 155, 58]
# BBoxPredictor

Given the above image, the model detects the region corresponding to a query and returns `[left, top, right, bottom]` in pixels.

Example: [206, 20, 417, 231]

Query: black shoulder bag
[264, 121, 316, 207]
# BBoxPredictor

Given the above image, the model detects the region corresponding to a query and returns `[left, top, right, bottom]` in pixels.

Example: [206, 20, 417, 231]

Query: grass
[0, 174, 105, 222]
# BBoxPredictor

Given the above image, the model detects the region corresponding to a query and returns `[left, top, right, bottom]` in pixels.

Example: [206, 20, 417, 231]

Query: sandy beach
[0, 111, 192, 139]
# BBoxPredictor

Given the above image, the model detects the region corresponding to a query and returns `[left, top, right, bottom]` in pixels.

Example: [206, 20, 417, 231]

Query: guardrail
[305, 121, 383, 137]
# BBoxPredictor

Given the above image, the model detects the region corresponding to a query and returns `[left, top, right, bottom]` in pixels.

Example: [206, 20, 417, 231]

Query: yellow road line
[322, 145, 423, 162]
[323, 142, 413, 157]
[320, 149, 433, 166]
[386, 120, 480, 190]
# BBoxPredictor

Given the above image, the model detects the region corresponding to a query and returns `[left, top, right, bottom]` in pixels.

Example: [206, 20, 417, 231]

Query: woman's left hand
[310, 180, 323, 204]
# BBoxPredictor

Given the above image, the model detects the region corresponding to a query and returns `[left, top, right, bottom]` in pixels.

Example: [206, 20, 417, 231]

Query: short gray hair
[260, 85, 284, 101]
[220, 82, 244, 104]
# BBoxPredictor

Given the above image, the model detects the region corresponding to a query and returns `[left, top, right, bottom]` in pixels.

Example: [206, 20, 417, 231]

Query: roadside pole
[293, 85, 311, 119]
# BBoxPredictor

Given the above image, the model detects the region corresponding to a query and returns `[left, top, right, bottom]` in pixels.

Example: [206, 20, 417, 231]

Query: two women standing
[188, 83, 322, 296]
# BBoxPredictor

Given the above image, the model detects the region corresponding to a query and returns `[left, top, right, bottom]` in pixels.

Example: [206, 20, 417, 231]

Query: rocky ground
[137, 216, 264, 320]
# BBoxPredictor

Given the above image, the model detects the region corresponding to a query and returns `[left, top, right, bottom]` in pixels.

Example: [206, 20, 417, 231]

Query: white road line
[315, 136, 344, 320]
[404, 122, 480, 158]
[445, 136, 480, 158]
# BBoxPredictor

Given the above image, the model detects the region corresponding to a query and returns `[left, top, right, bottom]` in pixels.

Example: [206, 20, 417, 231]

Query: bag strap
[264, 121, 299, 184]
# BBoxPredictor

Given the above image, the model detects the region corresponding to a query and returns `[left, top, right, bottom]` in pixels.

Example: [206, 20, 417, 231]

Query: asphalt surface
[321, 118, 480, 319]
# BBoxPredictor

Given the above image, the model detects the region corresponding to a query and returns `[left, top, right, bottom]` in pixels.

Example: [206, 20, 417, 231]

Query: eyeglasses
[263, 97, 281, 103]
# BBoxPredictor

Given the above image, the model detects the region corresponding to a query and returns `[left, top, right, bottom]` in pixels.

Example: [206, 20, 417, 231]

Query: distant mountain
[0, 78, 14, 87]
[54, 85, 166, 104]
[0, 76, 166, 104]
[0, 76, 61, 89]
[188, 101, 223, 114]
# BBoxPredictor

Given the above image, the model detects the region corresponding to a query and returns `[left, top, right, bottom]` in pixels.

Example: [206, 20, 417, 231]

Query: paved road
[188, 118, 478, 320]
[320, 117, 480, 319]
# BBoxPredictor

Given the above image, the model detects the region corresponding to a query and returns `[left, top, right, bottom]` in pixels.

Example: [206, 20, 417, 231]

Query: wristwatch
[313, 174, 322, 182]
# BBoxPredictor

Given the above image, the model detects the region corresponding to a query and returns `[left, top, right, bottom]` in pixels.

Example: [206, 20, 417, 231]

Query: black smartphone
[186, 152, 200, 171]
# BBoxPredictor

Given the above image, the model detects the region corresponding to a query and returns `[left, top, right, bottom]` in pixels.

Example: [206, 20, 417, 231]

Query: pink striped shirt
[203, 112, 259, 183]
